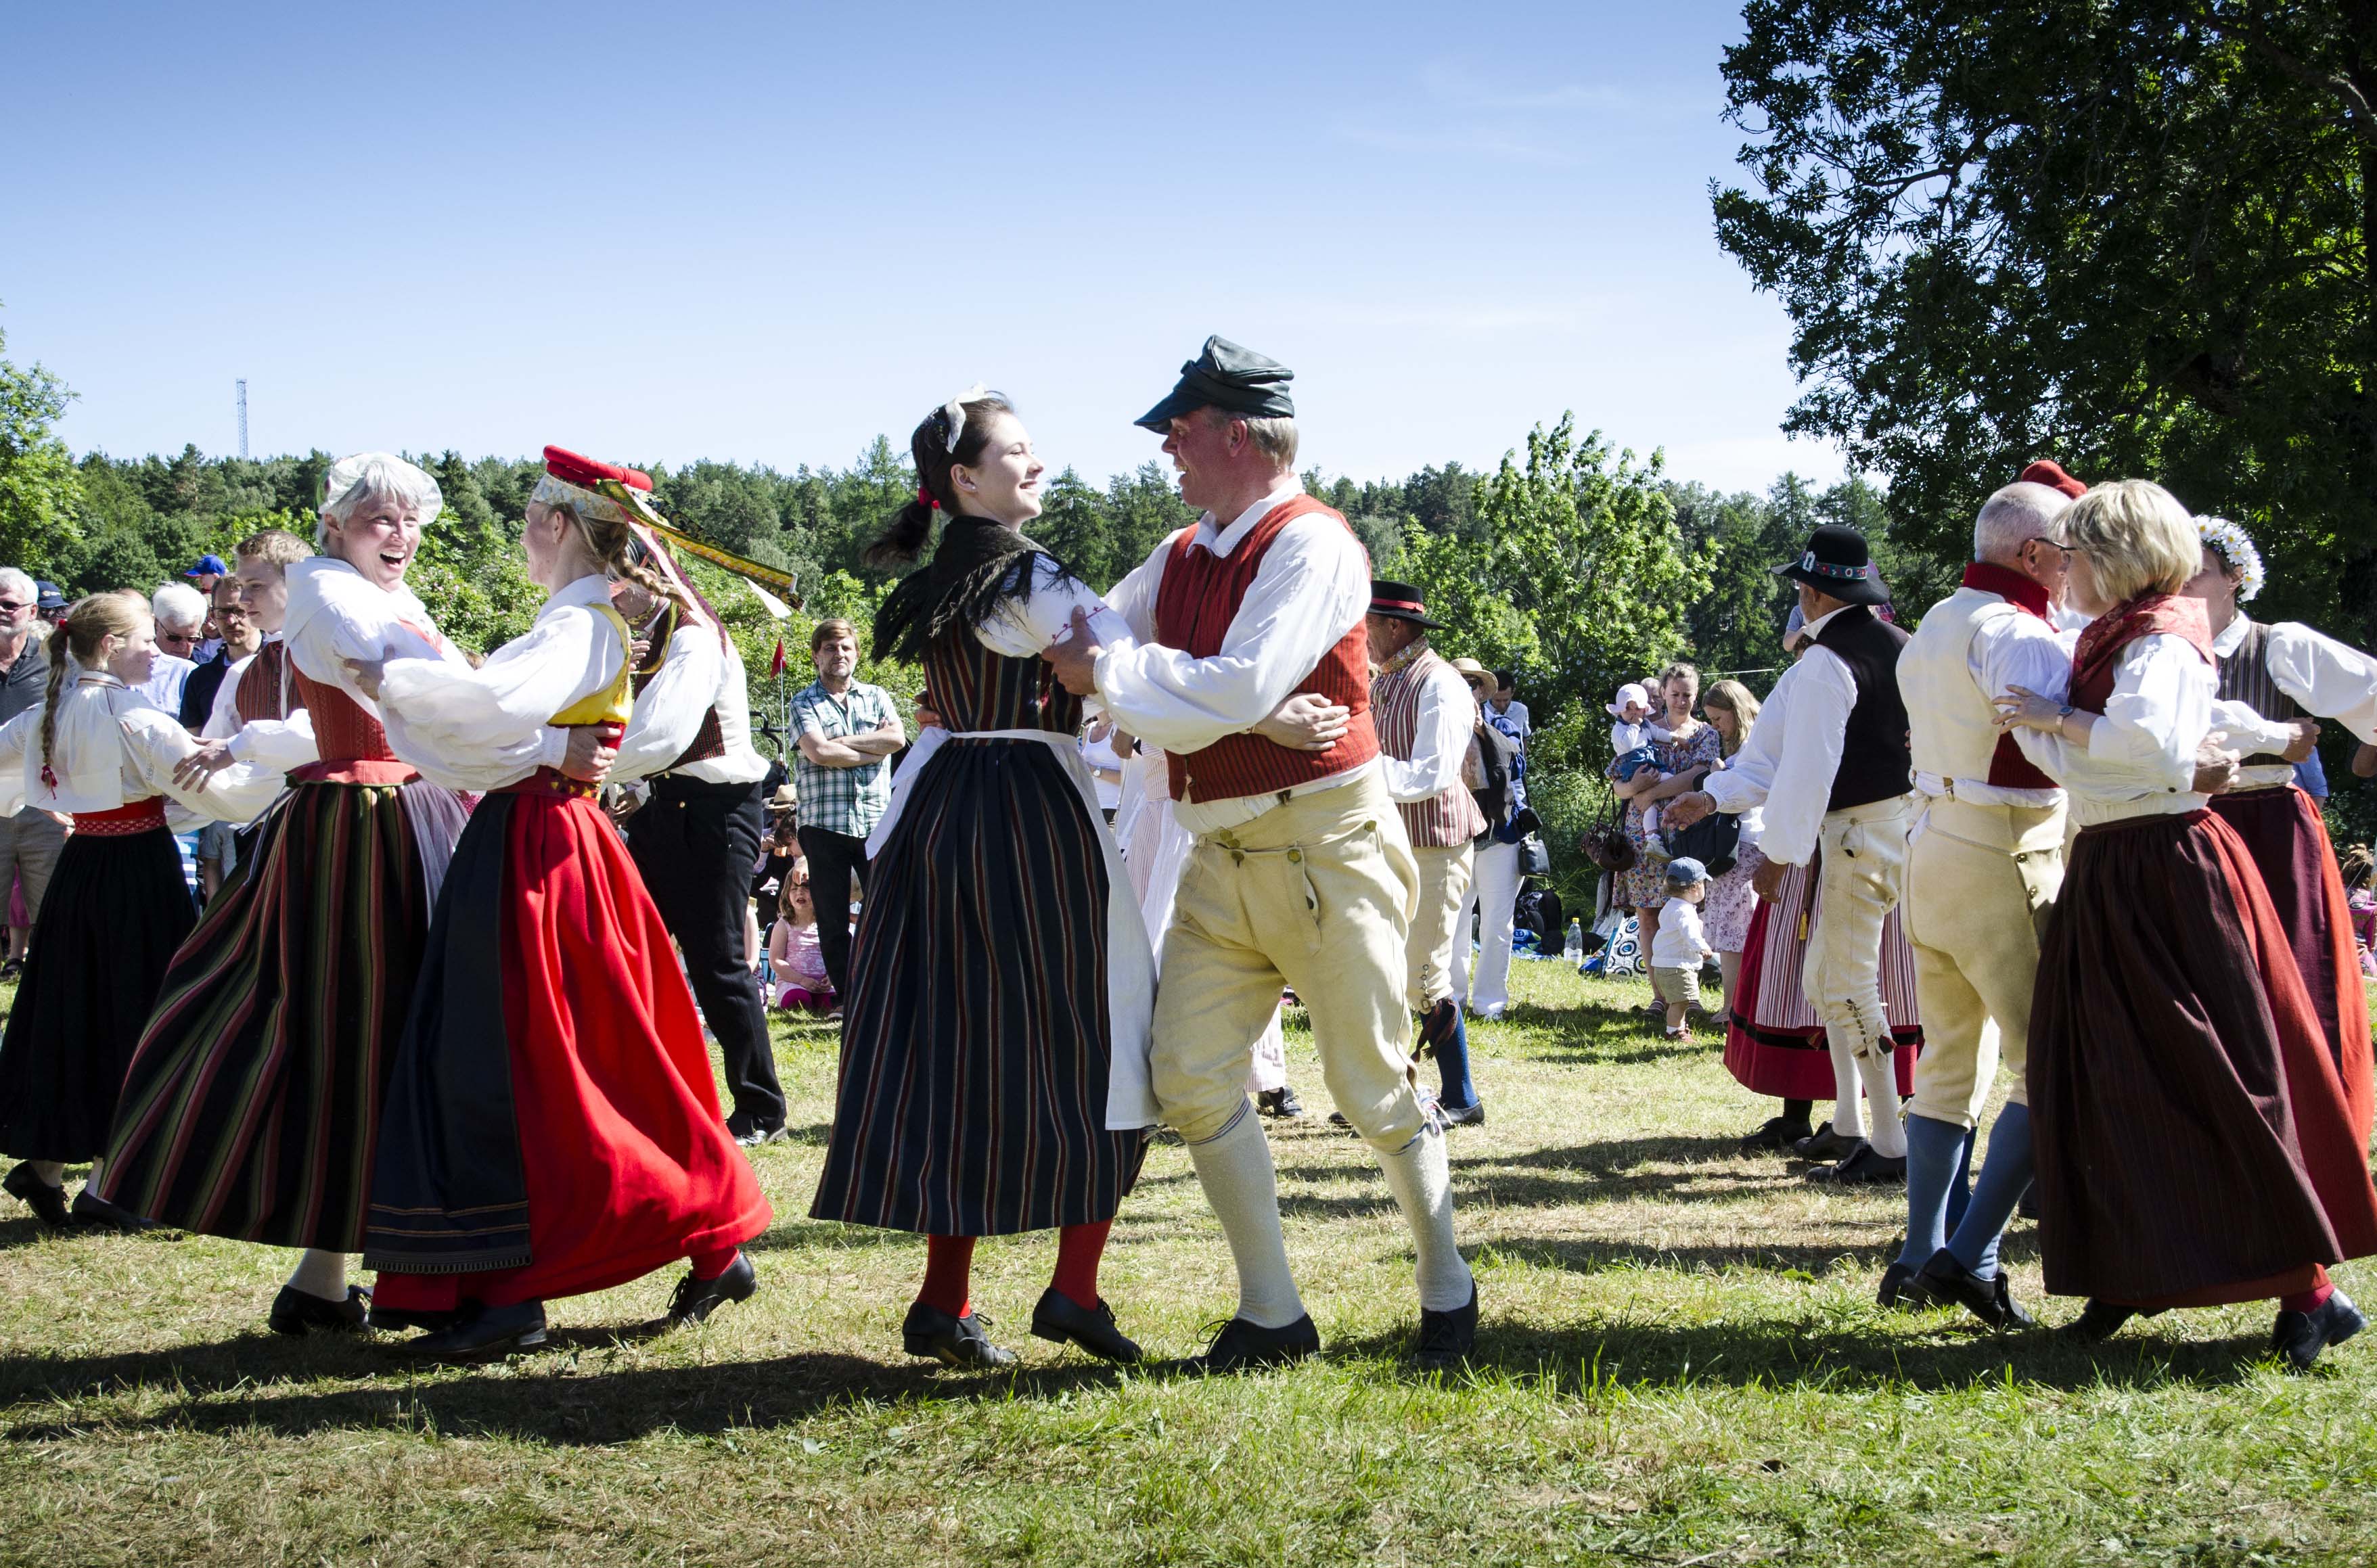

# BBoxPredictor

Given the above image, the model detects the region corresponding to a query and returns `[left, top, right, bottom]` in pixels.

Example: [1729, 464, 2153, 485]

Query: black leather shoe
[2273, 1289, 2365, 1372]
[902, 1301, 1017, 1368]
[1190, 1313, 1321, 1373]
[1792, 1121, 1860, 1161]
[70, 1188, 160, 1230]
[1414, 1282, 1479, 1371]
[269, 1283, 372, 1336]
[1803, 1142, 1907, 1185]
[2060, 1298, 2160, 1343]
[1738, 1116, 1814, 1153]
[667, 1250, 757, 1325]
[1031, 1289, 1143, 1364]
[1439, 1101, 1487, 1128]
[3, 1162, 69, 1228]
[1327, 1111, 1353, 1130]
[730, 1121, 790, 1149]
[407, 1299, 548, 1358]
[1917, 1248, 2035, 1330]
[1876, 1260, 1934, 1312]
[365, 1304, 467, 1335]
[1258, 1086, 1306, 1119]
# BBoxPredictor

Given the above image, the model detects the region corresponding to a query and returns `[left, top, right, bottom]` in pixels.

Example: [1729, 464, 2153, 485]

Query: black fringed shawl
[873, 517, 1082, 666]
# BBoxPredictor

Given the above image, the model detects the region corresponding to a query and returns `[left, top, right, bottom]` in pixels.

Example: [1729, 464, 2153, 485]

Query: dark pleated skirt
[0, 827, 195, 1161]
[96, 782, 428, 1249]
[811, 739, 1147, 1236]
[2028, 808, 2377, 1305]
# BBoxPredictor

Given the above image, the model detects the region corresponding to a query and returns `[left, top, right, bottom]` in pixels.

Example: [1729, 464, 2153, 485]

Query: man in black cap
[1666, 524, 1918, 1184]
[1044, 335, 1477, 1373]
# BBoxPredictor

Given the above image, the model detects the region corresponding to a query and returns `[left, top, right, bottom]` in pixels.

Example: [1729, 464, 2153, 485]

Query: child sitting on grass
[1648, 857, 1715, 1042]
[767, 861, 838, 1018]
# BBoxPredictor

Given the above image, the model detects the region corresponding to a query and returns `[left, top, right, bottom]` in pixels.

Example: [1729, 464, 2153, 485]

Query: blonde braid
[565, 505, 688, 616]
[37, 592, 149, 791]
[35, 645, 69, 793]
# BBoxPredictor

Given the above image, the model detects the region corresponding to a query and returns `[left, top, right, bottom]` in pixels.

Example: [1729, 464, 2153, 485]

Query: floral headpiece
[2196, 515, 2264, 603]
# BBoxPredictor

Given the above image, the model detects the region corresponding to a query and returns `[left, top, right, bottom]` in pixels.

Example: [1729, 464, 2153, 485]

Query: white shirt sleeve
[225, 712, 320, 771]
[1972, 611, 2074, 709]
[379, 602, 620, 760]
[1381, 663, 1474, 803]
[979, 557, 1135, 660]
[2209, 699, 2300, 756]
[119, 707, 287, 824]
[2267, 621, 2377, 745]
[1100, 535, 1181, 646]
[1716, 647, 1853, 867]
[2016, 635, 2206, 790]
[0, 709, 30, 818]
[203, 654, 254, 741]
[1091, 515, 1370, 754]
[609, 626, 724, 783]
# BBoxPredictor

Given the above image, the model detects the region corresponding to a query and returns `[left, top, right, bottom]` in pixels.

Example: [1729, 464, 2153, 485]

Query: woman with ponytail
[0, 592, 281, 1228]
[347, 446, 770, 1358]
[811, 389, 1342, 1368]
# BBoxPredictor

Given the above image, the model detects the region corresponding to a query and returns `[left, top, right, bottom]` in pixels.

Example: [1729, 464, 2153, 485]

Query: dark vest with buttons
[2213, 619, 2305, 768]
[1810, 604, 1914, 812]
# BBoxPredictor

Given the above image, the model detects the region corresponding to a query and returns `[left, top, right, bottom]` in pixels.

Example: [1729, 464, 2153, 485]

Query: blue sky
[1, 1, 1845, 494]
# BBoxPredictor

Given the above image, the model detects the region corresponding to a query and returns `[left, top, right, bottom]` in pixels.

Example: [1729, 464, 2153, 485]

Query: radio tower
[236, 379, 249, 459]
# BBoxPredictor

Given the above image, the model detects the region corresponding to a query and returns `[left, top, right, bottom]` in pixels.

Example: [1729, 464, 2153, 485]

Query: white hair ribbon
[941, 382, 989, 453]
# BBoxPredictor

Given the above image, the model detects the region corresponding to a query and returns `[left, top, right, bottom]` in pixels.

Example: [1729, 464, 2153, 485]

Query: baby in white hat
[1607, 683, 1664, 755]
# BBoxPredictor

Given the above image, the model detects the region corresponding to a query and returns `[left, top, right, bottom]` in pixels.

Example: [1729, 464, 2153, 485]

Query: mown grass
[1, 962, 2374, 1565]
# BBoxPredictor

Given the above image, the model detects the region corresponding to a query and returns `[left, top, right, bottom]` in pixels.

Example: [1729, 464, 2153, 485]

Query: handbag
[1581, 805, 1637, 874]
[1518, 834, 1551, 877]
[1665, 808, 1741, 877]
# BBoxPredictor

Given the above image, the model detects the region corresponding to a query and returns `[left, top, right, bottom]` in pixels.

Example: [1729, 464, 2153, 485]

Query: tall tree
[1715, 1, 2377, 642]
[0, 320, 85, 569]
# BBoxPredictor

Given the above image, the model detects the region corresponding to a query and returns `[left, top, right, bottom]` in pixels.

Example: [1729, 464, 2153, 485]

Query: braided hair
[38, 591, 148, 790]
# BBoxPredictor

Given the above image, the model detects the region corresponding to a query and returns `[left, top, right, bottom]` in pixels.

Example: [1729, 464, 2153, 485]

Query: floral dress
[1618, 719, 1722, 908]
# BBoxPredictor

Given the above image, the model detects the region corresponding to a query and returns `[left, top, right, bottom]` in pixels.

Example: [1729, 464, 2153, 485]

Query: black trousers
[796, 823, 869, 1000]
[627, 775, 786, 1131]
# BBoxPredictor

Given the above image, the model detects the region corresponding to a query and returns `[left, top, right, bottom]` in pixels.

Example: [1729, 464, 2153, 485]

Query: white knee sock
[1376, 1126, 1474, 1312]
[1857, 1052, 1907, 1157]
[285, 1248, 348, 1302]
[1185, 1106, 1307, 1329]
[1827, 1034, 1865, 1137]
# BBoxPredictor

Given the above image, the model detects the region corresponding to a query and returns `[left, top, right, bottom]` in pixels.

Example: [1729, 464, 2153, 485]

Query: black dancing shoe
[1258, 1086, 1306, 1119]
[1030, 1289, 1143, 1364]
[1738, 1115, 1814, 1154]
[269, 1284, 372, 1336]
[1876, 1260, 1934, 1312]
[2273, 1290, 2366, 1372]
[729, 1119, 790, 1149]
[1414, 1282, 1479, 1372]
[70, 1188, 160, 1231]
[902, 1301, 1018, 1368]
[1439, 1100, 1487, 1129]
[1190, 1313, 1321, 1373]
[1791, 1121, 1861, 1161]
[667, 1250, 758, 1326]
[2060, 1298, 2160, 1343]
[2, 1162, 70, 1228]
[1803, 1142, 1907, 1186]
[1327, 1110, 1354, 1130]
[1917, 1248, 2035, 1331]
[405, 1299, 549, 1359]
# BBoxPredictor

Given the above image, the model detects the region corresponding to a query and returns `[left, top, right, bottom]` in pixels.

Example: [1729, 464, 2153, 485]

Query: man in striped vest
[1045, 336, 1477, 1373]
[1366, 580, 1488, 1126]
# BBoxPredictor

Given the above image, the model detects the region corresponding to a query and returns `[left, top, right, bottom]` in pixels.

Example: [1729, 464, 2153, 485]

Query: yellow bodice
[548, 603, 636, 727]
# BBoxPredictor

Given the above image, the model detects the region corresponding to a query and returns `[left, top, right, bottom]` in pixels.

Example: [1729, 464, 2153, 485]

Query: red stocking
[918, 1235, 974, 1317]
[1051, 1220, 1112, 1310]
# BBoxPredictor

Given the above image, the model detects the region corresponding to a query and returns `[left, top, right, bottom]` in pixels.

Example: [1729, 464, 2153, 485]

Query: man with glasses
[179, 578, 251, 732]
[0, 568, 62, 981]
[139, 582, 206, 717]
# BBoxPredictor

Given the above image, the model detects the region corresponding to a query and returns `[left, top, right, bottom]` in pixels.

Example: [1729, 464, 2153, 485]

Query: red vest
[233, 640, 303, 725]
[1152, 494, 1380, 805]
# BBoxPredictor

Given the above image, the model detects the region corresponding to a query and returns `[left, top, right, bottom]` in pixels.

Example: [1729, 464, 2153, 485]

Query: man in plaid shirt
[792, 618, 904, 1002]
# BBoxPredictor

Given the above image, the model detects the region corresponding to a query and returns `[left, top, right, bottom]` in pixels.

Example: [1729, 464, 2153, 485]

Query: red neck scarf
[2068, 593, 2212, 714]
[1962, 561, 2054, 622]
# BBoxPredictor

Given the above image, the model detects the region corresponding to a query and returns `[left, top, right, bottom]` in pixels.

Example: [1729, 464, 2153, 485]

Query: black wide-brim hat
[1369, 578, 1440, 629]
[1774, 522, 1891, 605]
[1135, 335, 1296, 432]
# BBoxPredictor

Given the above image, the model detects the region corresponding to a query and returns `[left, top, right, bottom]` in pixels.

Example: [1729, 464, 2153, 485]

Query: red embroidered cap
[543, 445, 652, 492]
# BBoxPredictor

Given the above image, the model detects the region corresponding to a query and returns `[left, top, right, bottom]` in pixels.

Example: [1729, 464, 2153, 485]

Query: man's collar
[1194, 478, 1305, 556]
[1802, 603, 1853, 639]
[1962, 559, 2054, 620]
[1377, 635, 1430, 678]
[2212, 611, 2252, 656]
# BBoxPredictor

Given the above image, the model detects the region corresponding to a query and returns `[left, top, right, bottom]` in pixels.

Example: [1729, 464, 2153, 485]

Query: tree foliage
[0, 319, 85, 569]
[1715, 0, 2377, 644]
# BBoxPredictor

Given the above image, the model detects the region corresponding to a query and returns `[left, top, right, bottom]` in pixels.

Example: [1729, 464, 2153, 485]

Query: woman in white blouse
[0, 591, 277, 1228]
[1997, 479, 2377, 1368]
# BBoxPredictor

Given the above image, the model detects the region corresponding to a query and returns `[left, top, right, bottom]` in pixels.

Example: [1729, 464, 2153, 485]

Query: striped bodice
[2216, 620, 2305, 766]
[233, 640, 304, 725]
[924, 626, 1083, 736]
[1372, 644, 1487, 849]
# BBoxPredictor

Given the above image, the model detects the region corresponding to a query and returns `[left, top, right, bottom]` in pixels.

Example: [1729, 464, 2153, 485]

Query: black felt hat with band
[1135, 335, 1296, 432]
[1369, 579, 1441, 630]
[1774, 523, 1890, 605]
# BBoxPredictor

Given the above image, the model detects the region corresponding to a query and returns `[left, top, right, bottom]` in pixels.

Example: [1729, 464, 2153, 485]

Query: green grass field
[3, 961, 2374, 1567]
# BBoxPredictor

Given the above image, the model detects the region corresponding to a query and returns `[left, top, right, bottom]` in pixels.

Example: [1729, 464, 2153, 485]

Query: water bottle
[1563, 919, 1583, 963]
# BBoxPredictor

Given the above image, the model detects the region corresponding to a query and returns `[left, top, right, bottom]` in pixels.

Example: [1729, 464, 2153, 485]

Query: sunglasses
[0, 601, 27, 615]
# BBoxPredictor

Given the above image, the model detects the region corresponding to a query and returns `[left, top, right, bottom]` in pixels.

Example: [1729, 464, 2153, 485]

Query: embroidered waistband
[496, 766, 599, 801]
[71, 798, 168, 835]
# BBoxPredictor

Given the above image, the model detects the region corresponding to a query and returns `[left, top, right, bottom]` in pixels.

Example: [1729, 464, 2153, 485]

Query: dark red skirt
[367, 786, 771, 1312]
[2208, 785, 2376, 1137]
[2028, 808, 2377, 1306]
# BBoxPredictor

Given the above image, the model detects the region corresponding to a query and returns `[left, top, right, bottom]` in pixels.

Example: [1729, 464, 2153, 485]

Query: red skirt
[2028, 808, 2377, 1306]
[1721, 858, 1920, 1101]
[368, 785, 771, 1312]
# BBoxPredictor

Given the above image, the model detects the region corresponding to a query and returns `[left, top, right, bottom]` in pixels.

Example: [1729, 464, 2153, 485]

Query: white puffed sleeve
[378, 602, 620, 762]
[610, 626, 725, 783]
[120, 708, 288, 825]
[0, 708, 32, 819]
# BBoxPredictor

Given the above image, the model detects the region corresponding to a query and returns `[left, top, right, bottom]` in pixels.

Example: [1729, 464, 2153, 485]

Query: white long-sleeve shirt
[1700, 606, 1859, 867]
[2012, 633, 2211, 827]
[377, 573, 625, 793]
[202, 632, 321, 777]
[2207, 615, 2377, 790]
[1651, 898, 1713, 969]
[1380, 651, 1477, 804]
[596, 613, 770, 787]
[0, 670, 281, 826]
[1095, 478, 1376, 834]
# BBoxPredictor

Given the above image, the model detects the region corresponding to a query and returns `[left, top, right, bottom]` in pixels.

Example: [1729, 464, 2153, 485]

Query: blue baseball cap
[185, 554, 228, 578]
[1665, 857, 1708, 885]
[33, 581, 65, 612]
